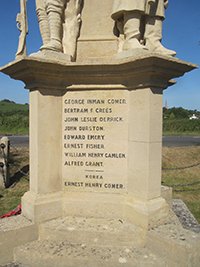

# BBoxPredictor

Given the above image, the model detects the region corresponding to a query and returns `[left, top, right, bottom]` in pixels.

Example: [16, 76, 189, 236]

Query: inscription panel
[62, 90, 129, 193]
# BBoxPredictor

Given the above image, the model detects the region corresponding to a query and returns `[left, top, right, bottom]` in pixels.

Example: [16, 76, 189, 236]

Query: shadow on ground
[9, 165, 29, 187]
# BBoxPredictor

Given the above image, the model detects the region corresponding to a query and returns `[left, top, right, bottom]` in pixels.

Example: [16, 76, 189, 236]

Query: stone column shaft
[128, 87, 163, 200]
[22, 88, 64, 223]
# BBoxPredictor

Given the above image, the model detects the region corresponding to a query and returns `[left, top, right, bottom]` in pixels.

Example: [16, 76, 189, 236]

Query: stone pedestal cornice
[0, 53, 196, 91]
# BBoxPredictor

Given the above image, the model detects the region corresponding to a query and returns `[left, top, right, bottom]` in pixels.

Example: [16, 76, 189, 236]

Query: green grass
[163, 119, 200, 136]
[162, 146, 200, 223]
[0, 147, 29, 216]
[0, 177, 28, 215]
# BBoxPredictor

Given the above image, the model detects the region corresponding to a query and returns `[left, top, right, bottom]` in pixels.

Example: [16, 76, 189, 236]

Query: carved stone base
[30, 50, 71, 63]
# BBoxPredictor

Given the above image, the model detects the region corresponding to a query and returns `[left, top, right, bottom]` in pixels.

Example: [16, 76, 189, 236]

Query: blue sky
[0, 0, 199, 110]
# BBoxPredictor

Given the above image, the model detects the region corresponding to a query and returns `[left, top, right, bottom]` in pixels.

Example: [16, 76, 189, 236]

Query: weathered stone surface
[39, 216, 145, 247]
[172, 199, 200, 233]
[36, 0, 83, 60]
[14, 240, 167, 267]
[112, 0, 176, 56]
[0, 264, 22, 267]
[77, 0, 118, 60]
[0, 137, 10, 188]
[11, 212, 200, 267]
[0, 216, 38, 265]
[16, 0, 28, 59]
[147, 210, 200, 267]
[1, 54, 195, 90]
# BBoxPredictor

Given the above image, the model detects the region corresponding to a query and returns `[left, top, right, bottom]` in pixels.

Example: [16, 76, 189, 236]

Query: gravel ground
[172, 199, 200, 233]
[0, 215, 33, 232]
[0, 265, 22, 267]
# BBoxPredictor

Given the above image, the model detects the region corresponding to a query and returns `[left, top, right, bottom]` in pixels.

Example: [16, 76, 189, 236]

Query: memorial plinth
[1, 0, 200, 265]
[1, 53, 195, 229]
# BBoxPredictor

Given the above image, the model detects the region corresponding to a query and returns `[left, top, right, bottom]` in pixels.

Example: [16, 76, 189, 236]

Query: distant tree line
[163, 107, 200, 120]
[163, 107, 200, 134]
[0, 100, 199, 135]
[0, 100, 29, 135]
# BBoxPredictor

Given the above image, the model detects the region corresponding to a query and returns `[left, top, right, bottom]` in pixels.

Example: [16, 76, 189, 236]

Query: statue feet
[123, 38, 147, 51]
[40, 40, 63, 53]
[145, 41, 176, 57]
[115, 38, 149, 59]
[30, 50, 71, 62]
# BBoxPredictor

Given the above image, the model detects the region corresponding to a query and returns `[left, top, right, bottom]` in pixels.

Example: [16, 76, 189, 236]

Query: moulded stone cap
[0, 53, 197, 91]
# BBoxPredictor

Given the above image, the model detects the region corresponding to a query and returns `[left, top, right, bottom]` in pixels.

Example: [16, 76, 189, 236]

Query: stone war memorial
[0, 0, 200, 266]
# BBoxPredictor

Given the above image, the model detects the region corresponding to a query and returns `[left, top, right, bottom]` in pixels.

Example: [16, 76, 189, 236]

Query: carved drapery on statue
[111, 0, 175, 56]
[16, 0, 175, 61]
[16, 0, 28, 59]
[36, 0, 83, 61]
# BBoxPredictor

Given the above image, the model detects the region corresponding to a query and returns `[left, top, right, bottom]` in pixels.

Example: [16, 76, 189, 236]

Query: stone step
[39, 216, 145, 247]
[0, 215, 38, 266]
[147, 211, 200, 267]
[14, 240, 166, 267]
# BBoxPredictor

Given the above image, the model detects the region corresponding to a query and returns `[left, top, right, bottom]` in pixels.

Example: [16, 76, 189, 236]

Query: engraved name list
[62, 91, 129, 193]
